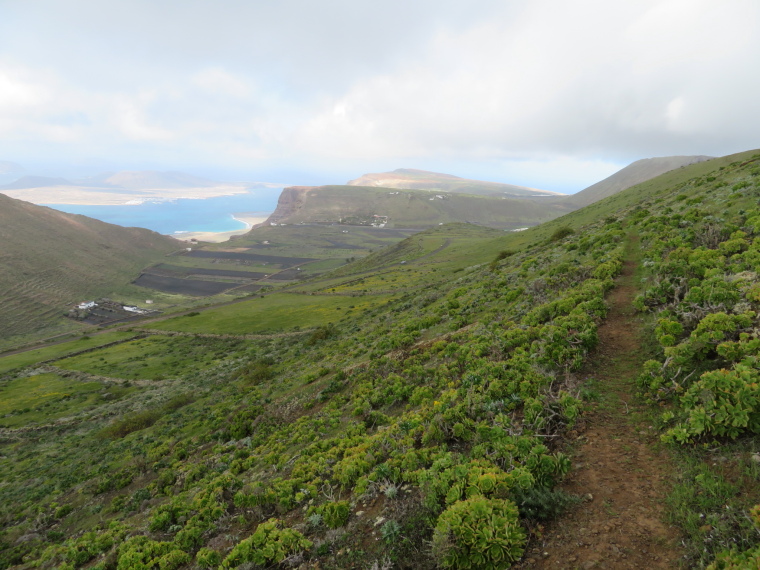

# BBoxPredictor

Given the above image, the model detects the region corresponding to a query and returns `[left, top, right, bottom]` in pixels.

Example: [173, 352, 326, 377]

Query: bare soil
[133, 273, 238, 296]
[517, 253, 684, 569]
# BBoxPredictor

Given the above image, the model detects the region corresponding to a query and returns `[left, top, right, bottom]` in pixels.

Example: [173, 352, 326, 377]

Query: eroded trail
[518, 240, 684, 569]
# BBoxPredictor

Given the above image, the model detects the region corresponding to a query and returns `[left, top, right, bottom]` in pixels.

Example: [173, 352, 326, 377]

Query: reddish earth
[517, 253, 684, 569]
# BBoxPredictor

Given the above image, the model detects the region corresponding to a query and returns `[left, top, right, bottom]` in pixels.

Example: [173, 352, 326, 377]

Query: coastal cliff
[263, 186, 314, 225]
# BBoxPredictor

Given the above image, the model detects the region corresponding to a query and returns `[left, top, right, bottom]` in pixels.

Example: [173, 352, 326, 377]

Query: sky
[1, 0, 759, 193]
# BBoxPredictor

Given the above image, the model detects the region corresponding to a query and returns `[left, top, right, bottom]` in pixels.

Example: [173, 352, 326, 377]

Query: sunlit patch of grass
[56, 335, 243, 380]
[0, 331, 138, 375]
[150, 292, 394, 334]
[0, 372, 136, 428]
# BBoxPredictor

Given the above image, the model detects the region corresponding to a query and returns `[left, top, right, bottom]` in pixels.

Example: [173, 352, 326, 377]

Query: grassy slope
[0, 194, 179, 346]
[151, 292, 395, 335]
[0, 201, 622, 569]
[271, 185, 569, 228]
[560, 155, 712, 208]
[1, 150, 760, 568]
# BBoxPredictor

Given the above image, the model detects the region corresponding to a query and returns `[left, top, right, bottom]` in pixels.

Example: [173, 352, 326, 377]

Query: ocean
[43, 188, 281, 235]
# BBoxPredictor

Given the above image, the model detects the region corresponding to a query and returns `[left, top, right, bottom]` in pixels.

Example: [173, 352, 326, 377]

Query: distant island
[0, 170, 280, 206]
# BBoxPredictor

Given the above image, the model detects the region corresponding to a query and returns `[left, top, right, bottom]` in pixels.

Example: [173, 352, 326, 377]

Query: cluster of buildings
[75, 299, 152, 315]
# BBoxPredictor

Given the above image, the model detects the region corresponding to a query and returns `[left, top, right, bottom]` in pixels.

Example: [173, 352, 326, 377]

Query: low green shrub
[548, 227, 575, 243]
[221, 519, 312, 568]
[432, 496, 526, 569]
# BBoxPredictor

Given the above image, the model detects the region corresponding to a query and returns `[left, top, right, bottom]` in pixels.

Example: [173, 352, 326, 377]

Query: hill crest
[563, 155, 713, 207]
[346, 168, 561, 198]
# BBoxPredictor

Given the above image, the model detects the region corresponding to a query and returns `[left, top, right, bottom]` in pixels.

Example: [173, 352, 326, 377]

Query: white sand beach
[169, 212, 271, 243]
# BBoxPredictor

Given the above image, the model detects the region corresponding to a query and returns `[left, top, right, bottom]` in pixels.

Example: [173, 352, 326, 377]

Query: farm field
[185, 250, 315, 267]
[0, 372, 137, 429]
[132, 225, 415, 298]
[219, 224, 420, 255]
[56, 335, 246, 380]
[149, 291, 395, 334]
[0, 331, 138, 375]
[133, 273, 243, 296]
[149, 264, 269, 280]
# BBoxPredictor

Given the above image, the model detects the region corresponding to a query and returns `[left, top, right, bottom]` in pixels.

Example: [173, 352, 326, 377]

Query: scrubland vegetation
[1, 150, 760, 568]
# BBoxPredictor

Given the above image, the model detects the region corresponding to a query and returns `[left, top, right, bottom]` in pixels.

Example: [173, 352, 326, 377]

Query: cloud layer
[1, 0, 759, 191]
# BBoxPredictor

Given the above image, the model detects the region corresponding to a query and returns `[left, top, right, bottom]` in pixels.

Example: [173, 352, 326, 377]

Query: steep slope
[562, 155, 712, 208]
[265, 184, 570, 229]
[347, 168, 561, 198]
[0, 193, 178, 343]
[2, 150, 760, 569]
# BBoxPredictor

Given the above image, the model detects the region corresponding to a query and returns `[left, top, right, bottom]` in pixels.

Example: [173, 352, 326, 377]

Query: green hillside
[266, 184, 572, 229]
[560, 155, 712, 208]
[1, 150, 760, 568]
[0, 194, 179, 348]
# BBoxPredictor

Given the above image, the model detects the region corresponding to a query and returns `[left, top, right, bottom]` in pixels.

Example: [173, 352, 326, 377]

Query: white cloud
[191, 68, 252, 99]
[0, 0, 759, 189]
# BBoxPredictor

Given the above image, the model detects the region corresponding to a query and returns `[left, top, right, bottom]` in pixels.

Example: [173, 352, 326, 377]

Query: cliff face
[264, 186, 314, 224]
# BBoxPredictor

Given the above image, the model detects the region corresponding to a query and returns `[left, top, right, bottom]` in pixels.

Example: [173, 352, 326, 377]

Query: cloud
[0, 0, 758, 190]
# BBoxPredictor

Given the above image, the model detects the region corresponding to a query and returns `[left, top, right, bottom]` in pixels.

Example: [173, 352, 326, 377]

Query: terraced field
[149, 264, 268, 280]
[133, 274, 243, 296]
[133, 225, 424, 299]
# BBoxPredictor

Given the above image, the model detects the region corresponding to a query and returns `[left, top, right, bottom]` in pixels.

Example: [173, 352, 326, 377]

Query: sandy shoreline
[0, 184, 256, 205]
[169, 213, 271, 243]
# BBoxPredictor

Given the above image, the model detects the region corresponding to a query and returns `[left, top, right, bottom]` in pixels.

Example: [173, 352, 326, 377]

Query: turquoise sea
[44, 188, 280, 235]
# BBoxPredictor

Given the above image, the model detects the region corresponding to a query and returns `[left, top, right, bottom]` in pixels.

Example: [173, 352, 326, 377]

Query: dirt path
[518, 239, 684, 569]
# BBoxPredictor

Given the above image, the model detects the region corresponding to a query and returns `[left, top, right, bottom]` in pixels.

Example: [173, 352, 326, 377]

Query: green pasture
[150, 292, 394, 334]
[56, 335, 245, 380]
[0, 372, 135, 428]
[0, 331, 139, 375]
[298, 258, 349, 275]
[218, 224, 409, 257]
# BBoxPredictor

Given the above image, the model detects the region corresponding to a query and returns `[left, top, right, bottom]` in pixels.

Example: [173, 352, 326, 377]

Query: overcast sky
[1, 0, 759, 192]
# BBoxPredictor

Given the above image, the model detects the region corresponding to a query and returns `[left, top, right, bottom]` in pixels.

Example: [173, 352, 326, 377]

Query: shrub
[240, 361, 273, 384]
[380, 519, 401, 544]
[706, 547, 760, 569]
[662, 364, 760, 442]
[511, 486, 580, 520]
[489, 250, 516, 271]
[307, 324, 337, 345]
[432, 496, 526, 569]
[100, 410, 160, 439]
[308, 500, 350, 529]
[221, 519, 312, 568]
[117, 537, 189, 570]
[548, 227, 575, 243]
[196, 547, 222, 568]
